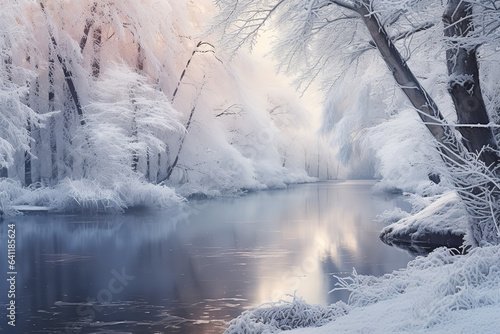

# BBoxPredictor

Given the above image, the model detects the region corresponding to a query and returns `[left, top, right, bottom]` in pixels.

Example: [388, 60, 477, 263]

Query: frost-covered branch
[368, 21, 435, 48]
[171, 41, 217, 101]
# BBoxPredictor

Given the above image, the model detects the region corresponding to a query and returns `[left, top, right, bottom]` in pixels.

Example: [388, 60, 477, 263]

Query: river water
[0, 181, 413, 333]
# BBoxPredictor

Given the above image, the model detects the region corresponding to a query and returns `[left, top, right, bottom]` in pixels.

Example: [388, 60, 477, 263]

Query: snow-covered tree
[0, 0, 318, 212]
[213, 0, 500, 245]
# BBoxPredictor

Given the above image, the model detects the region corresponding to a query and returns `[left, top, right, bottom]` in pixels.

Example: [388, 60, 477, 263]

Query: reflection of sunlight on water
[252, 181, 407, 307]
[255, 239, 328, 305]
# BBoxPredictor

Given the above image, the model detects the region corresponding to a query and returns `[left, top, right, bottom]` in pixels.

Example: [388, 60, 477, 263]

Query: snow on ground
[379, 191, 468, 237]
[225, 245, 500, 334]
[378, 191, 469, 253]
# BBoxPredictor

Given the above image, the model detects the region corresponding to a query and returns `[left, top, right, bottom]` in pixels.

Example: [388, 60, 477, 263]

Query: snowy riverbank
[0, 168, 315, 215]
[225, 244, 500, 333]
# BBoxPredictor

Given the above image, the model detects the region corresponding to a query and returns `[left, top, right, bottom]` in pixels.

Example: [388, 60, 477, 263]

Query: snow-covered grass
[225, 245, 500, 334]
[225, 296, 349, 334]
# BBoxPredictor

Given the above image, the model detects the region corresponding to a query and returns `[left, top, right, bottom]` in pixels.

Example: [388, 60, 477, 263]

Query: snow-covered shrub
[224, 296, 349, 334]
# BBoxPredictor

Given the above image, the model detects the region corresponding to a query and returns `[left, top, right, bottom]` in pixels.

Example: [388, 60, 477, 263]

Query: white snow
[11, 205, 50, 212]
[0, 0, 332, 215]
[379, 191, 468, 244]
[225, 245, 500, 334]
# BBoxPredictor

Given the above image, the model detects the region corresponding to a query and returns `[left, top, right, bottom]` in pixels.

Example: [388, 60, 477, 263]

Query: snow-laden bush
[224, 296, 349, 334]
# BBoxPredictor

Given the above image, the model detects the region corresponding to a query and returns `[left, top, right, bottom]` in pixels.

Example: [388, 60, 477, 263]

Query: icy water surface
[0, 181, 413, 333]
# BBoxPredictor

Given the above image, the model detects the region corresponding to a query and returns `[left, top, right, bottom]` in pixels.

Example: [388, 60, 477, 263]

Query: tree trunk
[49, 47, 58, 183]
[443, 0, 499, 168]
[442, 0, 500, 245]
[92, 27, 102, 78]
[130, 89, 139, 172]
[24, 76, 33, 186]
[161, 100, 198, 183]
[355, 1, 464, 167]
[137, 43, 145, 72]
[79, 2, 98, 52]
[32, 76, 42, 185]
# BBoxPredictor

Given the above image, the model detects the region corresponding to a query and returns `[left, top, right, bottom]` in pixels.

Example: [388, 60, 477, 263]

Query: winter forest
[0, 0, 333, 215]
[3, 0, 500, 333]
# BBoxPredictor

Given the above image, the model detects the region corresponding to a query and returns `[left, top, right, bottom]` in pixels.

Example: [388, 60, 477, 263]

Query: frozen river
[0, 181, 414, 333]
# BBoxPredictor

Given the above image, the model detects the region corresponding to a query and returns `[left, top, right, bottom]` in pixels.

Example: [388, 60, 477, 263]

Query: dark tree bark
[24, 120, 32, 186]
[443, 0, 499, 168]
[23, 53, 33, 187]
[137, 43, 145, 72]
[160, 100, 197, 183]
[24, 87, 32, 186]
[62, 87, 75, 177]
[146, 148, 151, 181]
[92, 27, 102, 78]
[49, 47, 59, 182]
[136, 43, 148, 176]
[130, 90, 139, 172]
[32, 75, 42, 185]
[442, 0, 500, 245]
[79, 2, 98, 52]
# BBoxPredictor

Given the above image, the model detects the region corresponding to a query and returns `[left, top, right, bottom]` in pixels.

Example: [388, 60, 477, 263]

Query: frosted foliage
[0, 178, 184, 213]
[321, 68, 400, 179]
[368, 109, 445, 194]
[214, 0, 446, 91]
[224, 296, 349, 334]
[79, 64, 183, 184]
[47, 179, 183, 213]
[330, 246, 500, 332]
[0, 2, 39, 170]
[0, 84, 32, 168]
[215, 0, 500, 244]
[0, 0, 321, 213]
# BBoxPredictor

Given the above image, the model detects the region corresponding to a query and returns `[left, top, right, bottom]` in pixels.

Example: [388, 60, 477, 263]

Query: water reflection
[0, 181, 413, 333]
